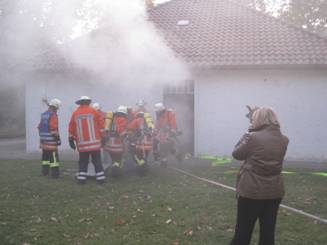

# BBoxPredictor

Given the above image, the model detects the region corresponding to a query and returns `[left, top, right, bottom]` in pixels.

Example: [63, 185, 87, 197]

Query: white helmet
[76, 95, 91, 105]
[136, 99, 146, 107]
[92, 102, 101, 110]
[154, 102, 165, 111]
[49, 98, 62, 109]
[117, 105, 127, 114]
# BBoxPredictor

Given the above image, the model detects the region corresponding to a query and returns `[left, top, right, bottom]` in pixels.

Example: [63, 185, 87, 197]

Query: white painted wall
[194, 69, 327, 161]
[26, 72, 162, 152]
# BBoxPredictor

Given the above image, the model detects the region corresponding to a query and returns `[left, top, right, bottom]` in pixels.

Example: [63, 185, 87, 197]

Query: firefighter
[92, 102, 109, 163]
[126, 105, 135, 123]
[153, 102, 178, 167]
[103, 105, 128, 177]
[135, 99, 148, 114]
[127, 110, 154, 175]
[68, 96, 106, 184]
[92, 102, 106, 124]
[38, 98, 62, 178]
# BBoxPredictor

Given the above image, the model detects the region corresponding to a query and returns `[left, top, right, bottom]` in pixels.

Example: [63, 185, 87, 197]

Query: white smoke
[62, 0, 189, 88]
[0, 0, 189, 89]
[0, 0, 190, 138]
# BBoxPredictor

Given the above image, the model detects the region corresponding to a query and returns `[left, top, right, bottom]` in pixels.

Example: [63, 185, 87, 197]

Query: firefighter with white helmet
[38, 98, 62, 178]
[135, 99, 148, 114]
[153, 102, 178, 167]
[92, 102, 106, 129]
[103, 105, 128, 177]
[92, 102, 109, 163]
[69, 96, 106, 184]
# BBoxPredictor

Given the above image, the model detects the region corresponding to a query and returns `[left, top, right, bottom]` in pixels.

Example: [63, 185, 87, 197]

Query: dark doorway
[163, 81, 194, 155]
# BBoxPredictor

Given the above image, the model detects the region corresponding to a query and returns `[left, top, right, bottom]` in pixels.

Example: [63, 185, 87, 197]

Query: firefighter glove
[69, 138, 76, 150]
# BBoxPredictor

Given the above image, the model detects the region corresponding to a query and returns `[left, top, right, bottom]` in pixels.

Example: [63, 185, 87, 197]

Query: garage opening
[163, 80, 194, 155]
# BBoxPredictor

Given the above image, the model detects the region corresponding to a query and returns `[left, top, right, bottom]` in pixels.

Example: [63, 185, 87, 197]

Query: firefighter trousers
[77, 151, 105, 183]
[41, 150, 60, 178]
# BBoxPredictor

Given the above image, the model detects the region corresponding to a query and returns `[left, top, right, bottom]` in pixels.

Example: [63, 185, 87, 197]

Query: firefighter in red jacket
[92, 102, 109, 163]
[92, 102, 106, 125]
[127, 110, 153, 175]
[68, 96, 106, 184]
[103, 105, 128, 177]
[153, 102, 177, 167]
[38, 98, 62, 178]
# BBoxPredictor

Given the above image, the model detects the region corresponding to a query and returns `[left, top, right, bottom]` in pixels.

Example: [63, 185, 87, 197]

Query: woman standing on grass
[230, 107, 289, 245]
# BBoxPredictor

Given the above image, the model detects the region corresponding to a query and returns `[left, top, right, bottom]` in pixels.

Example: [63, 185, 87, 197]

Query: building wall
[26, 72, 162, 152]
[194, 69, 327, 161]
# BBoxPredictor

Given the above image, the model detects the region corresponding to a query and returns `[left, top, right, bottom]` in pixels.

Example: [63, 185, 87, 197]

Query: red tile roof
[148, 0, 327, 68]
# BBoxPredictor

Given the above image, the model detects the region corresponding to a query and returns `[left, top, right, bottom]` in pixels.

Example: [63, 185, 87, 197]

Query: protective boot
[137, 162, 148, 176]
[160, 158, 168, 168]
[50, 167, 60, 178]
[42, 165, 50, 176]
[96, 171, 106, 184]
[76, 172, 87, 184]
[111, 162, 122, 177]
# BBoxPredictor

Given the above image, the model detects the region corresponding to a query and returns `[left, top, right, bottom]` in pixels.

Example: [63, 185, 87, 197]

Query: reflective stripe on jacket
[104, 137, 124, 153]
[69, 105, 104, 152]
[135, 135, 152, 151]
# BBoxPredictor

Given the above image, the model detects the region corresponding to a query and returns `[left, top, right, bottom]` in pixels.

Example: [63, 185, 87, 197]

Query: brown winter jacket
[232, 125, 289, 200]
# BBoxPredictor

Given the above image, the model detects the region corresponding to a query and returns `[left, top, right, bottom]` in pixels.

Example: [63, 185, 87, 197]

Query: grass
[0, 159, 326, 245]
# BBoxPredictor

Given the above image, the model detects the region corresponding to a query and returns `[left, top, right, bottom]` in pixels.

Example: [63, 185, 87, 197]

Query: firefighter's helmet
[117, 105, 127, 114]
[92, 102, 101, 110]
[49, 98, 62, 109]
[136, 99, 146, 107]
[154, 102, 165, 111]
[76, 96, 91, 105]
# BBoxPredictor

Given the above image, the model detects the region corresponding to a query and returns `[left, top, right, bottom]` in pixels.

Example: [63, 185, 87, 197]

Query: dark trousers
[41, 150, 59, 178]
[230, 196, 282, 245]
[77, 151, 105, 183]
[153, 139, 174, 161]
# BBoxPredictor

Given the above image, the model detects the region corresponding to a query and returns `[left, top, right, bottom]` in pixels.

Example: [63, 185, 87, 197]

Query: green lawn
[0, 159, 326, 245]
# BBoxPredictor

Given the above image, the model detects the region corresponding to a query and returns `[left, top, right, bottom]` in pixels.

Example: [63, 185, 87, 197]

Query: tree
[239, 0, 327, 36]
[280, 0, 327, 35]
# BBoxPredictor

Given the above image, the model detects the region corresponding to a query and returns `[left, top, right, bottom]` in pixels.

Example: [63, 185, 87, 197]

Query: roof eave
[190, 63, 327, 71]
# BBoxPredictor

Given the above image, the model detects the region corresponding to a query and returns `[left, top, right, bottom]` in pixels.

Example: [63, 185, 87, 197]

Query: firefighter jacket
[127, 108, 135, 123]
[104, 112, 127, 153]
[69, 105, 104, 152]
[154, 109, 177, 142]
[134, 107, 148, 116]
[127, 117, 153, 151]
[97, 109, 106, 126]
[155, 109, 177, 131]
[38, 109, 60, 151]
